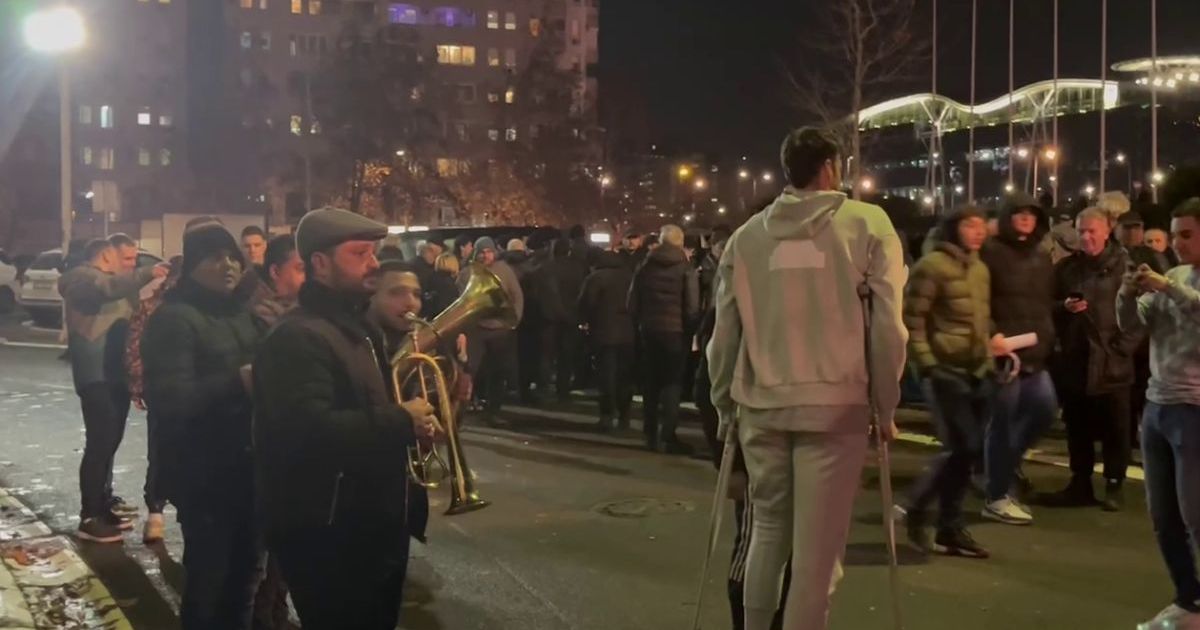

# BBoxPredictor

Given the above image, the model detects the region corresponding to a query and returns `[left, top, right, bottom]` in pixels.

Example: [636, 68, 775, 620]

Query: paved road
[0, 340, 1174, 630]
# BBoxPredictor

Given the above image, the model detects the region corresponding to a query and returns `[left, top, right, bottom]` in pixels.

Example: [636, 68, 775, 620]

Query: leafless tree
[783, 0, 927, 198]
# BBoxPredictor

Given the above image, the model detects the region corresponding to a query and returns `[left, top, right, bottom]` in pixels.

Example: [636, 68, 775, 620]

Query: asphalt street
[0, 317, 1177, 630]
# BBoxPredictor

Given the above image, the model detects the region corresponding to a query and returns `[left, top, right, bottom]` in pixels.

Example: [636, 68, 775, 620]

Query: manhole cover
[593, 498, 695, 518]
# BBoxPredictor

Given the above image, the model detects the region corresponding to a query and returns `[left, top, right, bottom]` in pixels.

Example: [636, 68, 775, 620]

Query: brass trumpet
[389, 263, 515, 515]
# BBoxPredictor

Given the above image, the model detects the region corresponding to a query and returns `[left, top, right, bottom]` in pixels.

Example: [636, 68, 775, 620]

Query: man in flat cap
[252, 207, 439, 629]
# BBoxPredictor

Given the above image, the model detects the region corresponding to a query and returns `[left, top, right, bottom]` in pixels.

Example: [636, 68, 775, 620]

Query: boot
[1042, 475, 1097, 507]
[1101, 479, 1124, 512]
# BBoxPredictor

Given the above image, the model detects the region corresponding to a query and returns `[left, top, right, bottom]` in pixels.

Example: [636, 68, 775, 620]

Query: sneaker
[77, 517, 124, 543]
[105, 511, 134, 531]
[1138, 603, 1200, 630]
[1102, 479, 1124, 512]
[933, 527, 990, 559]
[982, 496, 1033, 525]
[108, 496, 138, 517]
[142, 513, 165, 544]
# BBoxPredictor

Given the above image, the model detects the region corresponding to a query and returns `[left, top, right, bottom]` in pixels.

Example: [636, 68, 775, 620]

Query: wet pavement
[0, 332, 1176, 630]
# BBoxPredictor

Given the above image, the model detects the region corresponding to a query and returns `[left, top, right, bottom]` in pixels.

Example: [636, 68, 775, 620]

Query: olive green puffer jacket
[904, 242, 992, 378]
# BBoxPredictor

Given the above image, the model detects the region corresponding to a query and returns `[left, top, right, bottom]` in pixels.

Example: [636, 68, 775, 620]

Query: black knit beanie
[182, 225, 245, 278]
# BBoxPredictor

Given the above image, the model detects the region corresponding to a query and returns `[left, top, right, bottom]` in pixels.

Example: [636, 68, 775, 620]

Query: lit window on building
[309, 0, 321, 14]
[310, 120, 321, 134]
[78, 105, 92, 125]
[529, 18, 541, 37]
[505, 87, 514, 104]
[410, 86, 424, 101]
[100, 106, 114, 129]
[504, 48, 516, 68]
[240, 0, 252, 7]
[487, 48, 499, 66]
[388, 4, 418, 25]
[159, 114, 172, 127]
[290, 35, 298, 56]
[290, 115, 303, 136]
[137, 109, 152, 126]
[138, 148, 151, 167]
[160, 149, 172, 166]
[259, 0, 268, 9]
[506, 127, 517, 142]
[504, 12, 516, 29]
[432, 7, 472, 27]
[98, 148, 114, 170]
[487, 91, 499, 103]
[436, 45, 475, 66]
[291, 0, 301, 13]
[487, 11, 499, 29]
[80, 146, 92, 165]
[437, 158, 460, 177]
[241, 31, 252, 48]
[488, 129, 499, 142]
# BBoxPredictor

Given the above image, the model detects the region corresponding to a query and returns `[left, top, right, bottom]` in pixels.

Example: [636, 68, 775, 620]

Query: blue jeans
[1142, 402, 1200, 612]
[909, 374, 993, 530]
[984, 370, 1057, 501]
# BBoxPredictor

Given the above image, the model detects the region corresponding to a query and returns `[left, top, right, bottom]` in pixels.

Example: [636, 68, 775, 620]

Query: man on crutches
[707, 127, 909, 630]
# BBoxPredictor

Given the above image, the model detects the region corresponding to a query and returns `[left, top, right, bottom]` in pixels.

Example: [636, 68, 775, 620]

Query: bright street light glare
[1152, 171, 1166, 183]
[762, 172, 773, 182]
[738, 170, 749, 180]
[922, 195, 934, 206]
[23, 7, 86, 53]
[859, 178, 874, 191]
[1043, 148, 1058, 161]
[1115, 152, 1127, 164]
[1016, 147, 1030, 159]
[717, 206, 727, 215]
[693, 179, 707, 191]
[677, 165, 692, 179]
[954, 185, 965, 195]
[599, 175, 612, 187]
[1004, 182, 1015, 193]
[1084, 185, 1096, 196]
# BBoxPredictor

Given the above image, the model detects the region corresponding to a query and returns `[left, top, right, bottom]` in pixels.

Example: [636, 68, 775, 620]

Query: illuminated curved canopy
[857, 79, 1121, 132]
[1112, 56, 1200, 73]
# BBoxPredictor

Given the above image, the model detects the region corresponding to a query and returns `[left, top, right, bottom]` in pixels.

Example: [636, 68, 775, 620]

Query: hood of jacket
[996, 193, 1050, 248]
[761, 188, 846, 240]
[648, 243, 687, 267]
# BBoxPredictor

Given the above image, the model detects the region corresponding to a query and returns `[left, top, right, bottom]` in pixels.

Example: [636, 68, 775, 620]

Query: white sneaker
[1138, 603, 1200, 630]
[982, 496, 1033, 525]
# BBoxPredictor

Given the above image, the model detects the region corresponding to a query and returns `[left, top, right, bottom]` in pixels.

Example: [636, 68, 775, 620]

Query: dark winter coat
[141, 278, 265, 511]
[252, 281, 425, 544]
[551, 241, 590, 324]
[627, 244, 700, 335]
[980, 201, 1056, 372]
[904, 242, 992, 378]
[577, 251, 635, 346]
[422, 270, 459, 321]
[411, 256, 437, 290]
[520, 248, 568, 326]
[697, 252, 720, 314]
[1052, 242, 1142, 395]
[501, 249, 534, 283]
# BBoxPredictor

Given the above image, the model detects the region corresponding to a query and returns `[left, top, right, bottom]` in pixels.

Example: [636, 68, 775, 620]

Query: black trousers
[144, 410, 167, 513]
[78, 381, 131, 519]
[273, 523, 410, 630]
[1062, 389, 1132, 482]
[640, 331, 686, 442]
[178, 498, 265, 630]
[516, 323, 540, 402]
[596, 343, 634, 421]
[472, 328, 517, 415]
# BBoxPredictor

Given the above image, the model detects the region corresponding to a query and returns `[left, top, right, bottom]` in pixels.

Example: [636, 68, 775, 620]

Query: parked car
[0, 256, 17, 314]
[19, 248, 162, 328]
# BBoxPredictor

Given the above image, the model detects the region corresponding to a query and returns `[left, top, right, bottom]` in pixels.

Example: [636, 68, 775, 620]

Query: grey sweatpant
[738, 409, 868, 630]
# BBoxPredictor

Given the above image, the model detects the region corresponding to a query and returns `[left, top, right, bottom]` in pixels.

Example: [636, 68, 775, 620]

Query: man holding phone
[1049, 207, 1141, 511]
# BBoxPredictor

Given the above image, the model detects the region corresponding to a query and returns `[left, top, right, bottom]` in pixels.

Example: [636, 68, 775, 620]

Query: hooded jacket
[980, 195, 1056, 372]
[578, 251, 635, 346]
[627, 243, 699, 334]
[707, 188, 908, 431]
[1053, 241, 1141, 395]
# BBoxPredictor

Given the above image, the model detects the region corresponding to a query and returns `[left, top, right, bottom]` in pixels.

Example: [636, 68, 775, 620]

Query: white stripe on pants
[738, 415, 868, 630]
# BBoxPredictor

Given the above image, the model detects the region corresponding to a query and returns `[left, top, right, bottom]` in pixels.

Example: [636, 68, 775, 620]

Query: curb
[0, 488, 131, 629]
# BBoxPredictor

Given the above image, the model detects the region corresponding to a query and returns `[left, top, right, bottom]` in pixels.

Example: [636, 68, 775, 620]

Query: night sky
[600, 0, 1200, 160]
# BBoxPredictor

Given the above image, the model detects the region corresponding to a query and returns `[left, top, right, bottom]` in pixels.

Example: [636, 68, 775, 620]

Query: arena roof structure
[1111, 55, 1200, 74]
[857, 79, 1121, 132]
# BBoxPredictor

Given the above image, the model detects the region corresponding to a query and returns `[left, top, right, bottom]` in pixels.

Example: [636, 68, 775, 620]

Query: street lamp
[1115, 152, 1127, 164]
[860, 177, 875, 193]
[694, 178, 707, 191]
[678, 165, 692, 179]
[1043, 147, 1058, 162]
[1016, 147, 1030, 160]
[1084, 184, 1096, 197]
[1004, 182, 1015, 193]
[598, 175, 612, 217]
[717, 205, 727, 215]
[738, 170, 749, 180]
[762, 172, 774, 183]
[24, 6, 86, 254]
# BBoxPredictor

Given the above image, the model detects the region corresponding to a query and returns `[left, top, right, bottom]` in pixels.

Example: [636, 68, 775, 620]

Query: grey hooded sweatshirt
[707, 188, 908, 433]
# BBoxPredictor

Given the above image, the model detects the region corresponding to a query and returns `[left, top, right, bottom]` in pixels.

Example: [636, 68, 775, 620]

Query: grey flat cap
[296, 207, 389, 260]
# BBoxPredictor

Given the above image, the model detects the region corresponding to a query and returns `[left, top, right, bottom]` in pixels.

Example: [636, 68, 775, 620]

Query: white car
[0, 255, 17, 314]
[19, 248, 163, 328]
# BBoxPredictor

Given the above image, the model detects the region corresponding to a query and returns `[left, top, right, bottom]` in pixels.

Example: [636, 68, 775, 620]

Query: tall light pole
[24, 7, 86, 255]
[1052, 0, 1060, 207]
[967, 0, 977, 202]
[1099, 0, 1108, 194]
[1151, 0, 1160, 203]
[599, 175, 612, 218]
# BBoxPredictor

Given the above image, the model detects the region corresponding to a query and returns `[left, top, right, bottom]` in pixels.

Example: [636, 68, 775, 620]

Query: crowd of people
[49, 125, 1200, 630]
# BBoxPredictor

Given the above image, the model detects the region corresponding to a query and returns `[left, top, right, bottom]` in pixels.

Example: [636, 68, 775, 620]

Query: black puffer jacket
[578, 251, 635, 346]
[980, 197, 1056, 372]
[1052, 242, 1142, 395]
[628, 244, 700, 334]
[142, 278, 265, 511]
[520, 248, 568, 326]
[551, 241, 590, 324]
